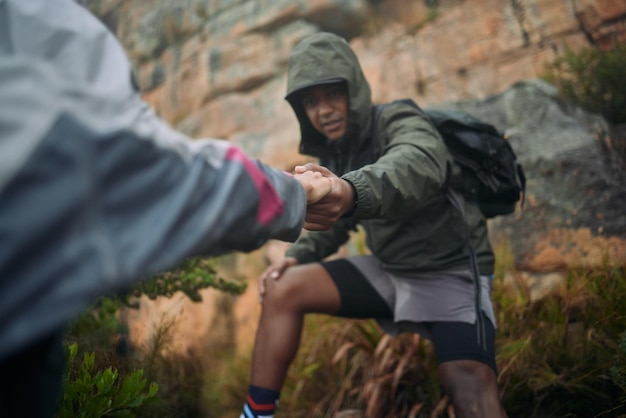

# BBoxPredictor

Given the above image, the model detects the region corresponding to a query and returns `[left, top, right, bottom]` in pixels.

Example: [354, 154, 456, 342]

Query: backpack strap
[517, 163, 527, 210]
[445, 190, 487, 351]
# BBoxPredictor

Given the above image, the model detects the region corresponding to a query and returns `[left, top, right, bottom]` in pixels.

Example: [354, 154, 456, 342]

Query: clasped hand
[259, 165, 353, 303]
[293, 163, 355, 231]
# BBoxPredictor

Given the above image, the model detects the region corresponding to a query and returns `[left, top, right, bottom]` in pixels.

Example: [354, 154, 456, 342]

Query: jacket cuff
[340, 172, 368, 218]
[340, 179, 359, 219]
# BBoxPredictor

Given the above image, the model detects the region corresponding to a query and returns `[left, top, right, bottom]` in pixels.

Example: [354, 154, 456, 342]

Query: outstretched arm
[0, 58, 312, 361]
[0, 0, 336, 362]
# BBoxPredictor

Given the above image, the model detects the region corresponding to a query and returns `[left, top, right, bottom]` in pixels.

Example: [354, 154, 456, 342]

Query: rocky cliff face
[87, 0, 626, 168]
[83, 0, 626, 355]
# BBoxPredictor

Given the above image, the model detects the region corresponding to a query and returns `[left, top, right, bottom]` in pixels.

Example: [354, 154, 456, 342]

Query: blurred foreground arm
[0, 64, 309, 361]
[0, 0, 320, 362]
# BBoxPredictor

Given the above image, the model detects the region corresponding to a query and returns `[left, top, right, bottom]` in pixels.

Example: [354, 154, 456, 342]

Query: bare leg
[250, 263, 341, 390]
[438, 360, 508, 418]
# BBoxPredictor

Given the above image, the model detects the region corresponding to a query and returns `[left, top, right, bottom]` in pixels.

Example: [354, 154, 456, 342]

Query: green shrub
[63, 255, 245, 418]
[542, 42, 626, 124]
[56, 343, 159, 418]
[129, 256, 247, 303]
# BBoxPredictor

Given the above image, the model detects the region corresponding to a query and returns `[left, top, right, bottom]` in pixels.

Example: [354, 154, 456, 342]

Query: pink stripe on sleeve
[225, 146, 284, 225]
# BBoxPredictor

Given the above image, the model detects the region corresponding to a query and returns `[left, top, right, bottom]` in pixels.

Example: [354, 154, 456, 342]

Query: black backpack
[374, 98, 526, 218]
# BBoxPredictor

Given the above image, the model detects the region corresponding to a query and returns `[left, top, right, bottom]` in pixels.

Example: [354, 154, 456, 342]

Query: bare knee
[263, 270, 305, 312]
[262, 264, 340, 315]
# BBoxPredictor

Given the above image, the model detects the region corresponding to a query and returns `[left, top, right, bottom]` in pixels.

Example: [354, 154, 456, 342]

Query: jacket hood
[285, 32, 373, 157]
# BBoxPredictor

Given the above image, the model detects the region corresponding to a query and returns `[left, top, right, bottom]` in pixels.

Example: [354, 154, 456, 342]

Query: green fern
[56, 344, 159, 418]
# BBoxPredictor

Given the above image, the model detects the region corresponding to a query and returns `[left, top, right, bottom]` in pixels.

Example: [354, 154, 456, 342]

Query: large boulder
[436, 79, 626, 272]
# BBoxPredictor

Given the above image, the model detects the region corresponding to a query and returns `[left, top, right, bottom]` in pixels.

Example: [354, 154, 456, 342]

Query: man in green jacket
[240, 32, 508, 418]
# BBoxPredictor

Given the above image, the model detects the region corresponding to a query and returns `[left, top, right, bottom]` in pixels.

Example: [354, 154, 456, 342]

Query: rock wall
[83, 0, 626, 357]
[87, 0, 626, 169]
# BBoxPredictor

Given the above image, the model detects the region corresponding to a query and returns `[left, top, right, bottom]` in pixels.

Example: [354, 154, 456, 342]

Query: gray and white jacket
[0, 0, 306, 360]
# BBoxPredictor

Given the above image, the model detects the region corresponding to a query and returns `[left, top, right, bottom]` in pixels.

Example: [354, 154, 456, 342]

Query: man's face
[301, 83, 348, 141]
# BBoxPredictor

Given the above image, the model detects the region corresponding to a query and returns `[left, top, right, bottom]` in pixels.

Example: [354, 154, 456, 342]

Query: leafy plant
[56, 343, 159, 418]
[71, 256, 245, 341]
[63, 255, 245, 418]
[542, 42, 626, 124]
[129, 256, 247, 303]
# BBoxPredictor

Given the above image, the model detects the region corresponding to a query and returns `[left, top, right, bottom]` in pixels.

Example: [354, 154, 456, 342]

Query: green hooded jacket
[284, 32, 494, 275]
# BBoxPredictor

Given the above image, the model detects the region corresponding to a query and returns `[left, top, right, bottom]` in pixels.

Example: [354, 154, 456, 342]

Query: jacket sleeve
[284, 219, 356, 263]
[341, 102, 453, 219]
[0, 58, 306, 361]
[0, 0, 308, 361]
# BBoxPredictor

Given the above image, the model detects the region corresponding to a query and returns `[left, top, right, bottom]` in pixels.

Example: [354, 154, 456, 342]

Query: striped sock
[239, 385, 279, 418]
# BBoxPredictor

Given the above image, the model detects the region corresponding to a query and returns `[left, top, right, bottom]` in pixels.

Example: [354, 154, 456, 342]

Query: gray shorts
[320, 255, 498, 371]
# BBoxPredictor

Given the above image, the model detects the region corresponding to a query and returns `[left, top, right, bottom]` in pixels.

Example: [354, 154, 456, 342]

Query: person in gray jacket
[240, 32, 508, 418]
[0, 1, 333, 417]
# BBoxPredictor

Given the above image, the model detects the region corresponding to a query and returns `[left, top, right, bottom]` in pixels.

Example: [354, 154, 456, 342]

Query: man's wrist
[340, 179, 358, 218]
